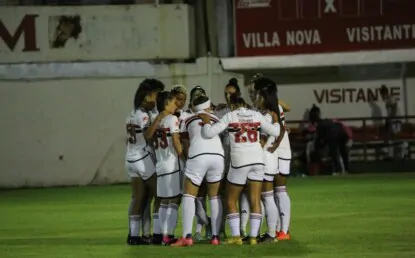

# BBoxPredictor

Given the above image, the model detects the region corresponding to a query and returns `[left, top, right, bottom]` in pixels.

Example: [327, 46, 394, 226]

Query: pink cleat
[210, 236, 220, 245]
[171, 237, 193, 247]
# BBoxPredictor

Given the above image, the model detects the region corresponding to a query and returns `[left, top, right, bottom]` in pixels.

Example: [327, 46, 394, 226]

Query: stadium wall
[0, 58, 243, 188]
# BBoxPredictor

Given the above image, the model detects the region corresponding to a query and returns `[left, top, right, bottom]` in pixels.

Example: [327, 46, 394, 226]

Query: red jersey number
[126, 123, 138, 144]
[232, 122, 260, 143]
[154, 131, 168, 149]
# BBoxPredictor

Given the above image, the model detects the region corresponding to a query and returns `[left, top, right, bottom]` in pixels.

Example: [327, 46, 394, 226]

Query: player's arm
[170, 116, 185, 160]
[144, 111, 168, 141]
[200, 113, 228, 139]
[179, 119, 190, 159]
[279, 99, 291, 112]
[258, 113, 281, 137]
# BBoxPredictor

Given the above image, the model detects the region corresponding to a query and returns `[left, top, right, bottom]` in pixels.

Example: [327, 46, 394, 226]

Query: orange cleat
[171, 237, 193, 247]
[210, 236, 220, 245]
[276, 231, 291, 241]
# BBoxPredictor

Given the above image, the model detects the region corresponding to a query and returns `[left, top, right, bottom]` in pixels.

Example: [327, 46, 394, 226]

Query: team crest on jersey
[237, 0, 271, 9]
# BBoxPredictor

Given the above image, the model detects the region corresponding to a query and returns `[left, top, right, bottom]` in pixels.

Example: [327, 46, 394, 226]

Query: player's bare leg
[171, 177, 199, 247]
[225, 182, 244, 245]
[146, 174, 162, 244]
[127, 177, 146, 245]
[247, 179, 263, 245]
[274, 174, 291, 240]
[207, 180, 223, 245]
[260, 179, 279, 243]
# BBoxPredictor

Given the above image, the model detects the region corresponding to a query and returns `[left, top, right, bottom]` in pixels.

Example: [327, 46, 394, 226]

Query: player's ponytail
[255, 77, 283, 127]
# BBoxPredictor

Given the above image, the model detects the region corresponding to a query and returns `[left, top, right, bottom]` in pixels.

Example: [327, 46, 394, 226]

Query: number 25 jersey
[125, 109, 151, 161]
[202, 107, 281, 168]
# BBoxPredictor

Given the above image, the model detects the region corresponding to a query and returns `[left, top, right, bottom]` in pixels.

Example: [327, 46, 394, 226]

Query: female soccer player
[255, 79, 285, 243]
[125, 79, 164, 245]
[151, 91, 185, 245]
[253, 77, 292, 241]
[199, 95, 281, 245]
[185, 86, 212, 241]
[172, 95, 225, 247]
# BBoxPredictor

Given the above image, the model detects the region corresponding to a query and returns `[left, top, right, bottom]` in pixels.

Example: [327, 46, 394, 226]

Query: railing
[286, 116, 415, 162]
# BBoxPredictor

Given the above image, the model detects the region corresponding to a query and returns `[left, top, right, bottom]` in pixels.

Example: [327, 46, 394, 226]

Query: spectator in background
[309, 105, 352, 175]
[380, 85, 402, 159]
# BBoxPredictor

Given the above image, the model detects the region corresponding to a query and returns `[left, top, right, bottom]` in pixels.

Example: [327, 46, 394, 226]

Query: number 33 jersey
[125, 109, 151, 161]
[202, 107, 281, 168]
[154, 114, 181, 175]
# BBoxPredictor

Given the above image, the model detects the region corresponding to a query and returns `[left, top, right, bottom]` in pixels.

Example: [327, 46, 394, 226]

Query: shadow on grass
[0, 237, 311, 257]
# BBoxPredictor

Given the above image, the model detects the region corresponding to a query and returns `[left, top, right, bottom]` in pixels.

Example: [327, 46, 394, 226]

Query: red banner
[234, 0, 415, 56]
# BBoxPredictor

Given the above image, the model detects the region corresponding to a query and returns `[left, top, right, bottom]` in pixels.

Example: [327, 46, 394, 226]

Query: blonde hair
[171, 84, 187, 95]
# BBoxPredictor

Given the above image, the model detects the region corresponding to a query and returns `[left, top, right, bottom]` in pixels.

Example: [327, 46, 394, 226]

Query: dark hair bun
[229, 78, 238, 86]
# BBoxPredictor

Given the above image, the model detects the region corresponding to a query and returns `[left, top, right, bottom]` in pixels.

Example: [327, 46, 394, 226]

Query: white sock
[182, 194, 196, 237]
[142, 201, 151, 236]
[195, 197, 210, 225]
[167, 203, 179, 235]
[129, 215, 141, 237]
[275, 186, 291, 234]
[152, 213, 161, 235]
[209, 196, 222, 236]
[249, 213, 262, 237]
[262, 191, 278, 237]
[158, 203, 169, 236]
[239, 192, 250, 234]
[227, 213, 240, 237]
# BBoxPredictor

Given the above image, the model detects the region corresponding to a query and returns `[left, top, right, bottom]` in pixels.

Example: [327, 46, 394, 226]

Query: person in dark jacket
[309, 105, 351, 174]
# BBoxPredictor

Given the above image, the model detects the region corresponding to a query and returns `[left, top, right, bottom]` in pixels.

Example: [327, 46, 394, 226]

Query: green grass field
[1, 173, 415, 258]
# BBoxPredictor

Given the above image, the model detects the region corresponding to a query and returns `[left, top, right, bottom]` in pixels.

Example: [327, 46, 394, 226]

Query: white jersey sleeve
[169, 115, 181, 135]
[202, 113, 230, 139]
[256, 111, 281, 137]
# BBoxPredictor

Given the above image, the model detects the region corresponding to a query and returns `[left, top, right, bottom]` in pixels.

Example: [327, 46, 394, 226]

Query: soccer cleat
[210, 235, 220, 245]
[259, 233, 278, 243]
[127, 234, 145, 245]
[227, 236, 243, 245]
[193, 232, 204, 241]
[277, 231, 291, 241]
[141, 235, 152, 245]
[152, 234, 162, 245]
[248, 237, 257, 245]
[171, 235, 193, 247]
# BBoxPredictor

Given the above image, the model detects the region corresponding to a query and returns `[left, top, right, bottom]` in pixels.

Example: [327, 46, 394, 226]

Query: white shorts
[157, 171, 182, 198]
[263, 152, 278, 182]
[125, 153, 156, 181]
[278, 157, 291, 176]
[227, 164, 264, 186]
[185, 154, 225, 186]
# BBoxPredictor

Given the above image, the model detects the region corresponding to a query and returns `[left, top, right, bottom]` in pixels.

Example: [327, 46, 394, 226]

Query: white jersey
[202, 107, 280, 168]
[181, 111, 224, 158]
[125, 109, 151, 161]
[155, 114, 181, 175]
[214, 106, 231, 147]
[177, 109, 193, 129]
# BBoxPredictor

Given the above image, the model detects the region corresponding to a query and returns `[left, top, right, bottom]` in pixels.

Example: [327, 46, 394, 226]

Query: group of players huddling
[125, 74, 292, 246]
